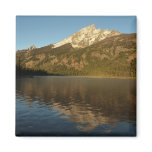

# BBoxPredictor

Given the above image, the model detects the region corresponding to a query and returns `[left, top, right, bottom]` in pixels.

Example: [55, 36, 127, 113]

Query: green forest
[16, 33, 136, 78]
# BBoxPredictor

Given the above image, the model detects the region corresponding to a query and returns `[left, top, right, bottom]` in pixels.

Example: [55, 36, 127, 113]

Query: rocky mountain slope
[53, 24, 120, 48]
[28, 44, 36, 50]
[16, 25, 136, 77]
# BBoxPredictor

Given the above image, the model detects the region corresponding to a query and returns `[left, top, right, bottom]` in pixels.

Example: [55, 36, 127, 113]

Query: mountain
[53, 24, 120, 48]
[28, 44, 36, 50]
[16, 25, 136, 77]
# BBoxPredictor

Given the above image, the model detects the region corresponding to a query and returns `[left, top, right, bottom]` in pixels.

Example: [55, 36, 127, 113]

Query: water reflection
[16, 76, 136, 135]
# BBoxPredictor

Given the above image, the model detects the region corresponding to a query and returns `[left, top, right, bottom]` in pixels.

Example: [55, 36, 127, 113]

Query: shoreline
[33, 75, 136, 79]
[16, 74, 136, 79]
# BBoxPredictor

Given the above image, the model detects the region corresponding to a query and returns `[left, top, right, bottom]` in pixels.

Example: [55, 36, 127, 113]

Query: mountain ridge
[16, 32, 136, 77]
[16, 24, 122, 52]
[52, 24, 121, 48]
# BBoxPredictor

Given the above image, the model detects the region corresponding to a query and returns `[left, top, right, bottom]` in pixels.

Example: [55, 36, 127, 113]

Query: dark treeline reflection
[16, 76, 136, 133]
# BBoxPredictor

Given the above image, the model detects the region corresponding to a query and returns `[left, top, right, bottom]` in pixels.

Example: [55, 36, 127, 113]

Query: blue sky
[16, 16, 136, 50]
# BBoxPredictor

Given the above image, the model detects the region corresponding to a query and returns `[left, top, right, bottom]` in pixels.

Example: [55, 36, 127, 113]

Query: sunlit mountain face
[52, 24, 120, 48]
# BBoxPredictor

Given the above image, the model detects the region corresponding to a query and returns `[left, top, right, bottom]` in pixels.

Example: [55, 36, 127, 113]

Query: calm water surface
[16, 76, 136, 136]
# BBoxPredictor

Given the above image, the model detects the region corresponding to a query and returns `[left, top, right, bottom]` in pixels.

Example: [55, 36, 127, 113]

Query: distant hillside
[16, 33, 136, 77]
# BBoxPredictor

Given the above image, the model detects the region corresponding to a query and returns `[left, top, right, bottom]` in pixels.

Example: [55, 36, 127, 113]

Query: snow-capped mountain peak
[53, 24, 120, 48]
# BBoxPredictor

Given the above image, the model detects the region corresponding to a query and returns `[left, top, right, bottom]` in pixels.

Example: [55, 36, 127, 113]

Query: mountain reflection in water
[16, 76, 136, 136]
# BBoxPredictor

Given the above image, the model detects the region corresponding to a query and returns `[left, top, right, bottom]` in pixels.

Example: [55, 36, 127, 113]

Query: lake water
[16, 76, 136, 136]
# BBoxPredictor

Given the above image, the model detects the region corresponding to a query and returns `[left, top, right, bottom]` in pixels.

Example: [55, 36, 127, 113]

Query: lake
[16, 76, 136, 136]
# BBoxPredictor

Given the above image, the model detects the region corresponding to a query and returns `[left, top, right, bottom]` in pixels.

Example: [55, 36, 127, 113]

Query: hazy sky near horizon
[16, 16, 136, 50]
